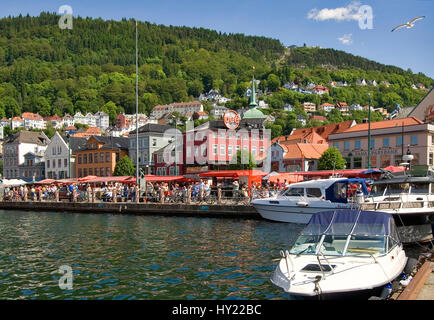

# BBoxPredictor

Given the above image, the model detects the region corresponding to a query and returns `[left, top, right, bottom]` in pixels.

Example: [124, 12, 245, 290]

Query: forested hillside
[0, 13, 432, 126]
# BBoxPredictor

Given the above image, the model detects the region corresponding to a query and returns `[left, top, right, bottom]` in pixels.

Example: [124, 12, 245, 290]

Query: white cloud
[338, 34, 353, 45]
[308, 1, 362, 22]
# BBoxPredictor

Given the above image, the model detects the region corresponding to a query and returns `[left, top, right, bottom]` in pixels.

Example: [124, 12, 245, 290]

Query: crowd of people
[0, 178, 292, 204]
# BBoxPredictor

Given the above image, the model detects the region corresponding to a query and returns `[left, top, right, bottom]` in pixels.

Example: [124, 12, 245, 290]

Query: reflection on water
[0, 210, 304, 300]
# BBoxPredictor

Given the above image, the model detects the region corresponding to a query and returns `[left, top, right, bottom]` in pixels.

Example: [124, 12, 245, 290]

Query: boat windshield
[289, 235, 322, 255]
[282, 187, 304, 197]
[317, 235, 349, 256]
[346, 235, 387, 256]
[370, 184, 386, 197]
[291, 210, 398, 257]
[410, 183, 429, 194]
[386, 183, 409, 195]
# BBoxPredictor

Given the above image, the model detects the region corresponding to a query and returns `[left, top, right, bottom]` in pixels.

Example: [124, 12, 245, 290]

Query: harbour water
[0, 210, 304, 300]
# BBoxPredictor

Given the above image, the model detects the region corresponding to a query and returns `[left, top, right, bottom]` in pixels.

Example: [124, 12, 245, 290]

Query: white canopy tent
[1, 179, 29, 187]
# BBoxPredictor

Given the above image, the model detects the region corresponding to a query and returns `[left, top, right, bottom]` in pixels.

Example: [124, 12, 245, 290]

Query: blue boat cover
[302, 210, 399, 240]
[325, 178, 369, 204]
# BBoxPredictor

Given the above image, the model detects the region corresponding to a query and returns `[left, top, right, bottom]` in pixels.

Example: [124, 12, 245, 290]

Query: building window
[152, 138, 157, 147]
[94, 153, 98, 163]
[105, 152, 110, 162]
[252, 146, 257, 157]
[83, 168, 88, 177]
[106, 167, 111, 176]
[370, 139, 375, 149]
[78, 168, 82, 177]
[353, 157, 362, 169]
[430, 153, 433, 166]
[58, 159, 61, 168]
[47, 160, 50, 168]
[89, 153, 93, 164]
[397, 136, 403, 147]
[383, 138, 390, 147]
[355, 140, 361, 149]
[333, 142, 339, 149]
[220, 145, 226, 155]
[344, 141, 350, 151]
[83, 154, 87, 164]
[100, 153, 104, 163]
[53, 160, 56, 168]
[213, 144, 218, 156]
[228, 145, 233, 156]
[411, 135, 418, 146]
[64, 159, 67, 167]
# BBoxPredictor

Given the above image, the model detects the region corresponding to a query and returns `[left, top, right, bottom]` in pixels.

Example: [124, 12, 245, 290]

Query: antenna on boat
[135, 20, 139, 187]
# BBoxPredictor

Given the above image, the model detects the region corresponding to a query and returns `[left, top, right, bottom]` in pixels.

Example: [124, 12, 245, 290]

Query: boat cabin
[370, 176, 434, 197]
[281, 178, 369, 204]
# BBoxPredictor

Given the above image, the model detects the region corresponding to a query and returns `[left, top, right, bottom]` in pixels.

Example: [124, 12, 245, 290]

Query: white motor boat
[251, 178, 369, 224]
[271, 209, 408, 299]
[361, 176, 434, 243]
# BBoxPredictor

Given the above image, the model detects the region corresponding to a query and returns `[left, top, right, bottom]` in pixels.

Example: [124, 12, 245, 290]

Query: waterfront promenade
[0, 200, 261, 220]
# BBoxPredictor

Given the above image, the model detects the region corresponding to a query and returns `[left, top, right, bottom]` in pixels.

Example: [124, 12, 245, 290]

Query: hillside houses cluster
[2, 112, 111, 132]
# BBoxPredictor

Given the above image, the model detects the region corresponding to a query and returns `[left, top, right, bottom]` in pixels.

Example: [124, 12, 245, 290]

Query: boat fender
[400, 276, 413, 287]
[379, 283, 392, 300]
[297, 201, 309, 207]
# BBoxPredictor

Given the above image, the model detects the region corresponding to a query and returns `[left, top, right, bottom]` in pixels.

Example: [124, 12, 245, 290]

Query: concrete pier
[0, 201, 262, 220]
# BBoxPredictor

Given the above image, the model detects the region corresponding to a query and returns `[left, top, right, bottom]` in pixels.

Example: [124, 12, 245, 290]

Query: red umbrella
[78, 176, 98, 182]
[383, 166, 405, 172]
[35, 179, 56, 184]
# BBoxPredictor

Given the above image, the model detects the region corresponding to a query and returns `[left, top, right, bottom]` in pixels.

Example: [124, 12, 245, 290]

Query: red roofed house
[272, 120, 356, 145]
[318, 103, 335, 112]
[336, 102, 349, 113]
[11, 117, 24, 130]
[270, 140, 330, 172]
[312, 85, 329, 95]
[283, 143, 330, 172]
[73, 127, 102, 138]
[22, 112, 45, 130]
[44, 115, 64, 129]
[310, 115, 328, 122]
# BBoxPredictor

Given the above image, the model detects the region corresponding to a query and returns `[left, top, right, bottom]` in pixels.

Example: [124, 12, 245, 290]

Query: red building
[154, 78, 271, 175]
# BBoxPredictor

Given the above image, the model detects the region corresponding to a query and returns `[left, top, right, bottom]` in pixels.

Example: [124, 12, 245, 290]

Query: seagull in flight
[391, 16, 426, 32]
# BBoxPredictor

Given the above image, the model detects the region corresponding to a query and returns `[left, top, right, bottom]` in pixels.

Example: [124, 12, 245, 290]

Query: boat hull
[271, 248, 407, 299]
[251, 200, 352, 224]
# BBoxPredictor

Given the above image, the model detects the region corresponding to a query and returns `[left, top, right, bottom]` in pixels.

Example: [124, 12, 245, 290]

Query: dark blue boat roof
[302, 210, 399, 239]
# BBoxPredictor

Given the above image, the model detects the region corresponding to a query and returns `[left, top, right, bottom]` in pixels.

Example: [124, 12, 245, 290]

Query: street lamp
[66, 132, 71, 178]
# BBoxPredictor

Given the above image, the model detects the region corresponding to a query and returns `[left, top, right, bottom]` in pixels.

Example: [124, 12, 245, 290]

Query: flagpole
[135, 21, 139, 185]
[367, 93, 371, 169]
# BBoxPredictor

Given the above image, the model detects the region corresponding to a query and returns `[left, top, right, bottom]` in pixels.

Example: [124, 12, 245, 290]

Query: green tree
[318, 148, 346, 170]
[266, 74, 280, 92]
[228, 150, 256, 170]
[113, 156, 136, 176]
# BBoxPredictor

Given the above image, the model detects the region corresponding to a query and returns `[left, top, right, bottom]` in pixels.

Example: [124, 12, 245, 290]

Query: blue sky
[1, 0, 433, 78]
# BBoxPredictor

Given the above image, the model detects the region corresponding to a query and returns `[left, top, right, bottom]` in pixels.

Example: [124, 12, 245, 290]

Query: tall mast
[135, 21, 139, 183]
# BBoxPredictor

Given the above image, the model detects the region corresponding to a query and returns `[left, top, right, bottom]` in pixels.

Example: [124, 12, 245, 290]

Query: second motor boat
[251, 178, 369, 224]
